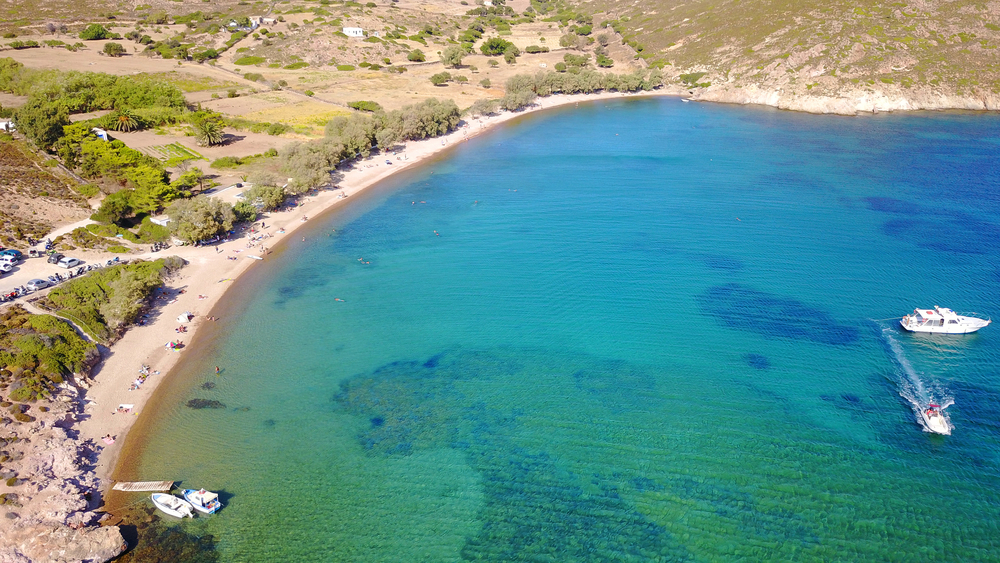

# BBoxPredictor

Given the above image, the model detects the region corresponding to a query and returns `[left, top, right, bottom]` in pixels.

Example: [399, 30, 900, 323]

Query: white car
[57, 257, 82, 269]
[0, 262, 12, 273]
[26, 279, 49, 291]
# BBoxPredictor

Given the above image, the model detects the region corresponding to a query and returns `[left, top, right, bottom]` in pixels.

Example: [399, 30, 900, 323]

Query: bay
[131, 98, 1000, 562]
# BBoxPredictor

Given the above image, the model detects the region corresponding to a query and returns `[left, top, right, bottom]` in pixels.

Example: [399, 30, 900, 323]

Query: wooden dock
[112, 480, 175, 492]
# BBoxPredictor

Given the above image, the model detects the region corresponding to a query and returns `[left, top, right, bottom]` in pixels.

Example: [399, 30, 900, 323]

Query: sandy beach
[77, 89, 671, 490]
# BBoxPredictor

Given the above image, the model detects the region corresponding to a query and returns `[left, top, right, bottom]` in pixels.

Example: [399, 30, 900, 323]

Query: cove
[126, 98, 1000, 562]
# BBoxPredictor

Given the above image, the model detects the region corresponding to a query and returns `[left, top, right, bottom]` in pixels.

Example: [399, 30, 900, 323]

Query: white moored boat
[920, 404, 951, 435]
[900, 306, 990, 334]
[151, 493, 195, 518]
[183, 488, 223, 514]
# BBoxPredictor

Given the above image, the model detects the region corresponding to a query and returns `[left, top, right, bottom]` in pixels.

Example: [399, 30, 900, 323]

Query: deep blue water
[134, 98, 1000, 562]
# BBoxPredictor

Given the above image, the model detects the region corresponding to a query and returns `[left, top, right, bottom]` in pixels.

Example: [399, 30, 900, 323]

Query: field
[142, 142, 206, 162]
[136, 71, 240, 94]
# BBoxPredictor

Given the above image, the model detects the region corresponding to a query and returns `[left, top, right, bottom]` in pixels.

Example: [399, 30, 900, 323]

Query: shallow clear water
[133, 98, 1000, 562]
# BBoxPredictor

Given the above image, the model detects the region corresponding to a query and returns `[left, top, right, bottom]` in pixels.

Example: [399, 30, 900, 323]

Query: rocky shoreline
[1, 380, 126, 563]
[689, 83, 1000, 115]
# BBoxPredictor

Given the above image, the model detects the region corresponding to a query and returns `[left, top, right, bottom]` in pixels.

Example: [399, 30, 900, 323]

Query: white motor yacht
[901, 306, 990, 334]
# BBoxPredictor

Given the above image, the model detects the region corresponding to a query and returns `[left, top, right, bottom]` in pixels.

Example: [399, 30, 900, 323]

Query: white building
[343, 27, 364, 37]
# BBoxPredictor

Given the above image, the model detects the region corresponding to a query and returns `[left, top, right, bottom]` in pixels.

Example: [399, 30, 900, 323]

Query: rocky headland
[0, 382, 126, 563]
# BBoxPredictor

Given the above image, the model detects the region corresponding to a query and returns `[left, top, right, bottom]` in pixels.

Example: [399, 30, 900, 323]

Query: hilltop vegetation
[588, 0, 1000, 110]
[35, 256, 185, 342]
[0, 305, 96, 403]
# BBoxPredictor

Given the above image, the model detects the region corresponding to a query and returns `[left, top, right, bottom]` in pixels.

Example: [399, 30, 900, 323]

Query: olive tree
[167, 196, 236, 242]
[440, 45, 465, 68]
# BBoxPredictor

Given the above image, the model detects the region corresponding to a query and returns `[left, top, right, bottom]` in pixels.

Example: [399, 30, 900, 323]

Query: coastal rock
[0, 524, 126, 563]
[0, 396, 116, 562]
[693, 84, 1000, 115]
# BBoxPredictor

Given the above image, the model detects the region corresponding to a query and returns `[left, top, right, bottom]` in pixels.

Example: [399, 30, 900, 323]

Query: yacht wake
[879, 324, 953, 434]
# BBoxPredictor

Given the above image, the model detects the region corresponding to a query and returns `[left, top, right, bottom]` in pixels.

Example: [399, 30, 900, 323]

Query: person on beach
[215, 366, 220, 374]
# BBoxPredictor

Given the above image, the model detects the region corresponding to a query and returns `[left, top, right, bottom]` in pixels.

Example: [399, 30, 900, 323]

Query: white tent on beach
[176, 312, 193, 323]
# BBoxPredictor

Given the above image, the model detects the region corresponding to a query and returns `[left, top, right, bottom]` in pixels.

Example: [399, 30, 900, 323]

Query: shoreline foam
[81, 90, 670, 501]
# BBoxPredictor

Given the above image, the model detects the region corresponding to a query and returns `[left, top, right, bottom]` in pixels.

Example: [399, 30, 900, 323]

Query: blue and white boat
[182, 488, 223, 514]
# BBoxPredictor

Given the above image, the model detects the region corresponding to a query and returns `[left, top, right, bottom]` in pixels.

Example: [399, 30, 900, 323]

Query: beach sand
[77, 90, 670, 493]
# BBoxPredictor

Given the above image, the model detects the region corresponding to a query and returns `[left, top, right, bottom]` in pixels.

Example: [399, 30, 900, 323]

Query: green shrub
[336, 65, 355, 71]
[267, 123, 289, 135]
[243, 72, 265, 82]
[348, 100, 382, 112]
[0, 305, 97, 399]
[80, 24, 111, 40]
[74, 184, 101, 198]
[234, 55, 266, 65]
[211, 156, 243, 168]
[12, 413, 33, 423]
[679, 72, 707, 85]
[304, 90, 314, 96]
[5, 477, 18, 486]
[407, 49, 425, 62]
[525, 45, 549, 53]
[284, 62, 308, 70]
[107, 245, 130, 253]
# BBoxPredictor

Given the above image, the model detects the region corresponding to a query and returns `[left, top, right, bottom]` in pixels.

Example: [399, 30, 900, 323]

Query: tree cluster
[38, 258, 185, 342]
[279, 99, 460, 192]
[501, 69, 664, 111]
[167, 196, 236, 243]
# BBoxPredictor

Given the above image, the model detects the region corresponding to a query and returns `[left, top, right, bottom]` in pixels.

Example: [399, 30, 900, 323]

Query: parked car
[0, 262, 12, 273]
[26, 279, 49, 291]
[57, 257, 82, 269]
[0, 249, 22, 260]
[47, 253, 65, 264]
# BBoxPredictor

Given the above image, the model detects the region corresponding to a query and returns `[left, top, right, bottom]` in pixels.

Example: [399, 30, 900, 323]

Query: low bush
[0, 305, 97, 401]
[284, 62, 308, 70]
[348, 100, 382, 112]
[211, 155, 242, 168]
[37, 259, 185, 341]
[234, 55, 266, 65]
[336, 65, 355, 71]
[74, 184, 101, 198]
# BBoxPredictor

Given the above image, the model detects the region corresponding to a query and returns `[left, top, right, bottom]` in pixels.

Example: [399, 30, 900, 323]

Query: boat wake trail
[879, 324, 953, 434]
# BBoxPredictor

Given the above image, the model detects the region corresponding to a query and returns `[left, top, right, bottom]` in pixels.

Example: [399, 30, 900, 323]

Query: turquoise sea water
[132, 98, 1000, 562]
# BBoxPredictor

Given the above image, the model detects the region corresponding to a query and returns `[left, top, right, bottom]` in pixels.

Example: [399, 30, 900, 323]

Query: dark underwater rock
[186, 399, 226, 410]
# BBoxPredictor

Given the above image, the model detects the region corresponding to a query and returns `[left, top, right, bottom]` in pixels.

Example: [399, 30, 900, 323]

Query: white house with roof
[343, 27, 364, 37]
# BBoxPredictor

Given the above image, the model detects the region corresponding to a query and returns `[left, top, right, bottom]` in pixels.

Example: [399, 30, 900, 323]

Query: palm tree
[107, 109, 138, 132]
[195, 120, 224, 147]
